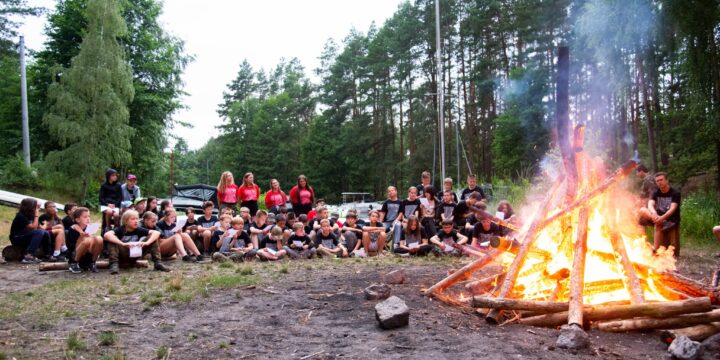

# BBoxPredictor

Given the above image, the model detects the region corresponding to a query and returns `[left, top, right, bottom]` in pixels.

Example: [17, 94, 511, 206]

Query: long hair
[162, 208, 177, 223]
[297, 175, 309, 189]
[497, 200, 514, 218]
[270, 179, 280, 191]
[217, 171, 233, 194]
[243, 172, 254, 186]
[405, 215, 421, 238]
[18, 198, 37, 219]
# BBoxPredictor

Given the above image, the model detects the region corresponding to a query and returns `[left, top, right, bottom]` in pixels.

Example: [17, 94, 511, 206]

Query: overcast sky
[18, 0, 404, 149]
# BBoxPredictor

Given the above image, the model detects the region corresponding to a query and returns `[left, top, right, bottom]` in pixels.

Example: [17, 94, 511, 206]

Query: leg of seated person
[201, 230, 212, 254]
[361, 233, 371, 254]
[714, 226, 720, 242]
[377, 232, 387, 255]
[180, 233, 201, 256]
[74, 235, 91, 261]
[90, 236, 103, 261]
[159, 237, 179, 258]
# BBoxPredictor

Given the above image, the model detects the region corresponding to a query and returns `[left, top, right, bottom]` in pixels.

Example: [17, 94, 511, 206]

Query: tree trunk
[637, 56, 659, 172]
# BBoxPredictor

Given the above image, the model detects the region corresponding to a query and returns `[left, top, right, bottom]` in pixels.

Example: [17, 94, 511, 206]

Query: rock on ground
[669, 335, 702, 360]
[382, 269, 406, 285]
[556, 324, 590, 350]
[699, 333, 720, 360]
[375, 296, 409, 330]
[364, 283, 391, 300]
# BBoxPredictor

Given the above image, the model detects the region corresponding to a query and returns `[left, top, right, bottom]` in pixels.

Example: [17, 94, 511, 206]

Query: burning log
[425, 250, 503, 296]
[485, 177, 565, 323]
[519, 297, 713, 328]
[473, 297, 570, 313]
[39, 260, 149, 271]
[469, 208, 520, 232]
[489, 236, 551, 259]
[659, 322, 720, 344]
[568, 207, 590, 327]
[610, 229, 645, 304]
[466, 273, 503, 295]
[654, 271, 720, 303]
[595, 309, 720, 332]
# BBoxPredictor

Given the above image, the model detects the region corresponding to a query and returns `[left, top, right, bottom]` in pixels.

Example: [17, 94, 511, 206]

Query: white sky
[17, 0, 404, 149]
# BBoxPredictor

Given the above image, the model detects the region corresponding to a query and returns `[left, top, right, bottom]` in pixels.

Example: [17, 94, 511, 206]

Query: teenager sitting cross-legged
[103, 210, 170, 274]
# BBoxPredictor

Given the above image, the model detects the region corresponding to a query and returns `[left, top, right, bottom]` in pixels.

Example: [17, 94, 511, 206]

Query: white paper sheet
[419, 197, 430, 207]
[443, 244, 455, 252]
[353, 248, 366, 257]
[292, 240, 303, 248]
[495, 211, 505, 220]
[407, 242, 419, 249]
[171, 218, 187, 233]
[85, 223, 101, 235]
[265, 247, 277, 255]
[129, 245, 142, 258]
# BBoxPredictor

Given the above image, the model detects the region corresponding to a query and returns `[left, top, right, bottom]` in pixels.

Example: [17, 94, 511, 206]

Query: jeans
[383, 222, 403, 247]
[11, 229, 50, 256]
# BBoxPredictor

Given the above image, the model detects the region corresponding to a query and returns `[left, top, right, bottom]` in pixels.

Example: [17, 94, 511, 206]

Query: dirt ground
[1, 251, 716, 360]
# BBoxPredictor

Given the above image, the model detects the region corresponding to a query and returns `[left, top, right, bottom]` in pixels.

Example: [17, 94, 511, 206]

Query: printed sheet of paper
[443, 243, 455, 252]
[419, 197, 430, 207]
[407, 242, 419, 249]
[129, 245, 142, 258]
[354, 248, 366, 257]
[495, 211, 505, 220]
[171, 218, 187, 233]
[292, 240, 303, 248]
[85, 223, 101, 235]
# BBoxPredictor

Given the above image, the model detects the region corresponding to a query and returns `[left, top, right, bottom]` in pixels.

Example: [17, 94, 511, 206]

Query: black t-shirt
[416, 183, 433, 198]
[400, 199, 421, 219]
[113, 226, 150, 243]
[342, 221, 364, 232]
[401, 228, 427, 245]
[182, 218, 198, 232]
[473, 222, 501, 240]
[10, 213, 32, 239]
[315, 231, 339, 249]
[66, 226, 83, 252]
[452, 201, 474, 227]
[260, 234, 280, 250]
[437, 192, 459, 204]
[437, 229, 460, 244]
[227, 230, 251, 248]
[157, 221, 178, 238]
[38, 213, 61, 228]
[198, 215, 218, 228]
[62, 215, 75, 230]
[439, 202, 456, 220]
[461, 186, 486, 201]
[652, 187, 681, 224]
[381, 199, 402, 222]
[288, 234, 313, 249]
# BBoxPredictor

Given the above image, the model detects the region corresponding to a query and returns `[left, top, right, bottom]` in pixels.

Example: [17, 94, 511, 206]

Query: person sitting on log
[9, 198, 51, 263]
[256, 225, 287, 261]
[156, 208, 204, 262]
[638, 172, 681, 256]
[438, 190, 457, 225]
[38, 200, 67, 261]
[67, 207, 103, 273]
[471, 217, 502, 249]
[496, 200, 517, 235]
[62, 203, 77, 231]
[452, 191, 483, 234]
[430, 219, 468, 256]
[363, 210, 387, 257]
[248, 210, 273, 250]
[315, 219, 347, 258]
[99, 168, 122, 231]
[394, 215, 432, 256]
[103, 210, 170, 274]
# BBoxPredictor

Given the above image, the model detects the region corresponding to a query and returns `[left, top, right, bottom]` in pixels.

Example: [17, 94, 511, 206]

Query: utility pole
[19, 36, 30, 166]
[169, 151, 175, 196]
[435, 0, 446, 182]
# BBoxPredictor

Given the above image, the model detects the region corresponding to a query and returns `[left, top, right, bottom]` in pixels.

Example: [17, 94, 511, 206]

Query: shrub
[681, 191, 720, 247]
[0, 156, 39, 188]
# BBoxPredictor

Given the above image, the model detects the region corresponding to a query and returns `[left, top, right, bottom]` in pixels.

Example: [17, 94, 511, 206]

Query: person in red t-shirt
[289, 175, 315, 215]
[217, 171, 238, 213]
[307, 198, 325, 222]
[264, 178, 288, 214]
[238, 172, 261, 220]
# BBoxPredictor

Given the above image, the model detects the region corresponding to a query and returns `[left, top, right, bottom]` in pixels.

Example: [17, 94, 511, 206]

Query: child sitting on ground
[39, 200, 67, 261]
[284, 222, 316, 259]
[249, 210, 273, 249]
[198, 201, 219, 255]
[340, 211, 364, 256]
[362, 210, 387, 257]
[430, 219, 468, 256]
[214, 216, 256, 262]
[103, 210, 170, 274]
[315, 219, 348, 258]
[209, 214, 232, 256]
[394, 215, 432, 256]
[67, 207, 103, 273]
[256, 225, 287, 261]
[156, 208, 204, 262]
[62, 203, 77, 230]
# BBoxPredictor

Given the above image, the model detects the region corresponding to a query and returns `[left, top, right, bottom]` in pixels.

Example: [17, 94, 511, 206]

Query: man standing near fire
[638, 172, 681, 257]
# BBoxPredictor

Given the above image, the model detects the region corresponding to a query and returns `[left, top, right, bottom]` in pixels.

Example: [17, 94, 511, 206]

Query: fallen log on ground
[473, 297, 570, 313]
[39, 260, 149, 271]
[595, 309, 720, 332]
[659, 322, 720, 344]
[518, 297, 713, 328]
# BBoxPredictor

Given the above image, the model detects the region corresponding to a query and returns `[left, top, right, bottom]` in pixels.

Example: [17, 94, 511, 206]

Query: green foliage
[207, 274, 258, 288]
[681, 192, 720, 247]
[42, 0, 134, 202]
[97, 330, 116, 346]
[156, 345, 169, 359]
[66, 331, 86, 352]
[0, 156, 38, 188]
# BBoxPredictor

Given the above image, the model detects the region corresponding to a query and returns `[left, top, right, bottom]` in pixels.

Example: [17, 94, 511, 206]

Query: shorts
[100, 206, 120, 215]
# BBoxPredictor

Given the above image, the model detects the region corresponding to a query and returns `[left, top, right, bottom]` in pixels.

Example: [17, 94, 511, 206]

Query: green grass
[207, 274, 259, 288]
[66, 331, 86, 355]
[97, 331, 116, 346]
[680, 191, 720, 248]
[156, 345, 169, 359]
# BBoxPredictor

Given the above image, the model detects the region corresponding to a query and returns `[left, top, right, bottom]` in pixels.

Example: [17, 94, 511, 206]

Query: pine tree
[43, 0, 134, 202]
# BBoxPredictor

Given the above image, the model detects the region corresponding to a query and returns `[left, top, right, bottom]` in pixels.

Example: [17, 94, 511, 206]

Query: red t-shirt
[218, 184, 238, 204]
[265, 190, 287, 208]
[238, 184, 260, 202]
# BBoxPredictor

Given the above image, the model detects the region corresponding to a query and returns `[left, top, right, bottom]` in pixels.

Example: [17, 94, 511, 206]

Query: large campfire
[425, 47, 720, 347]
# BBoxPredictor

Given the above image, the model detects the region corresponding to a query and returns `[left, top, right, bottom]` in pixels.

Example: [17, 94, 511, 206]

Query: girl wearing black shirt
[38, 200, 67, 261]
[9, 198, 50, 263]
[420, 185, 439, 237]
[67, 207, 103, 273]
[156, 209, 203, 262]
[394, 216, 432, 256]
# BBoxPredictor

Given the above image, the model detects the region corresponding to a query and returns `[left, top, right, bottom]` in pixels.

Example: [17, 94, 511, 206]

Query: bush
[0, 156, 39, 188]
[681, 191, 720, 247]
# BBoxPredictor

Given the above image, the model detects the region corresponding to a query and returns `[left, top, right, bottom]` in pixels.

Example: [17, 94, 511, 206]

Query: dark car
[170, 184, 218, 213]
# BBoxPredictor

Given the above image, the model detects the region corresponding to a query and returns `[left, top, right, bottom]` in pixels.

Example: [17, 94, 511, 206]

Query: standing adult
[217, 171, 238, 213]
[460, 174, 486, 201]
[9, 198, 50, 263]
[638, 172, 681, 256]
[264, 179, 288, 214]
[238, 172, 261, 219]
[289, 175, 315, 215]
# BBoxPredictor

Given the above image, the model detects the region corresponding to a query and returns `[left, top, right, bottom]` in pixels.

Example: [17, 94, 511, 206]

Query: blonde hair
[143, 211, 158, 221]
[219, 214, 232, 223]
[444, 177, 453, 185]
[217, 171, 234, 194]
[292, 222, 304, 231]
[162, 208, 176, 221]
[121, 210, 140, 226]
[231, 216, 244, 226]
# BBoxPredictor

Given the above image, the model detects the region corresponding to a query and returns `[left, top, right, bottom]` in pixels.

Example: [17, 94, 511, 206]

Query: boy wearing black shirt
[103, 210, 169, 274]
[284, 222, 316, 259]
[198, 201, 219, 255]
[99, 168, 122, 230]
[62, 203, 77, 230]
[460, 174, 486, 201]
[340, 212, 364, 255]
[315, 219, 347, 258]
[453, 192, 483, 231]
[380, 186, 403, 247]
[438, 191, 457, 223]
[416, 171, 432, 198]
[430, 220, 468, 256]
[399, 187, 422, 223]
[66, 207, 103, 273]
[638, 172, 682, 257]
[471, 218, 502, 248]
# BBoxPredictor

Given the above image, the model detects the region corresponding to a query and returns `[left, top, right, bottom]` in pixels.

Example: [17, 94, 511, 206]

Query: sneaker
[109, 262, 120, 275]
[212, 252, 229, 263]
[68, 262, 82, 274]
[89, 262, 98, 273]
[21, 254, 41, 264]
[182, 254, 196, 262]
[194, 254, 205, 262]
[154, 262, 171, 272]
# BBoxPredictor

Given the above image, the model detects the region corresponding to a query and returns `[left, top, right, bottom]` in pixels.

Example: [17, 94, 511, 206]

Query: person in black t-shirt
[471, 218, 502, 248]
[197, 201, 219, 255]
[103, 210, 169, 274]
[249, 210, 273, 249]
[66, 207, 103, 273]
[9, 198, 50, 263]
[453, 192, 483, 231]
[38, 200, 67, 261]
[362, 210, 387, 256]
[460, 174, 486, 201]
[638, 172, 682, 256]
[284, 222, 317, 259]
[256, 225, 287, 261]
[99, 168, 122, 229]
[381, 186, 403, 247]
[430, 220, 469, 256]
[155, 209, 203, 262]
[416, 171, 433, 198]
[394, 216, 432, 256]
[62, 203, 78, 230]
[315, 219, 347, 258]
[438, 190, 457, 223]
[340, 211, 364, 256]
[398, 186, 421, 224]
[439, 178, 459, 203]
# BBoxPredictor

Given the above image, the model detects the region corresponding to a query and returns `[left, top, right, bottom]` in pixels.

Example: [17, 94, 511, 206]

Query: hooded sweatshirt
[99, 169, 123, 207]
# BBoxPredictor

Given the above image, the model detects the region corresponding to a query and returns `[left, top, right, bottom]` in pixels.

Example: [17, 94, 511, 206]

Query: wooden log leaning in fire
[424, 249, 503, 296]
[518, 297, 713, 328]
[654, 271, 720, 303]
[568, 207, 590, 327]
[39, 260, 149, 271]
[595, 308, 720, 332]
[659, 322, 720, 344]
[609, 228, 645, 304]
[485, 177, 565, 323]
[466, 273, 503, 295]
[489, 236, 552, 259]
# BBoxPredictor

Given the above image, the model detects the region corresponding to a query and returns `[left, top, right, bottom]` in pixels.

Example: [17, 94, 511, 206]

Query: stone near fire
[556, 324, 590, 350]
[375, 296, 409, 330]
[669, 335, 702, 360]
[364, 283, 391, 300]
[382, 269, 406, 285]
[699, 333, 720, 360]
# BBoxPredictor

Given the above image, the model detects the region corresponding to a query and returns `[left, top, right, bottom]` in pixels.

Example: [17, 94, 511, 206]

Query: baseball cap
[127, 174, 137, 180]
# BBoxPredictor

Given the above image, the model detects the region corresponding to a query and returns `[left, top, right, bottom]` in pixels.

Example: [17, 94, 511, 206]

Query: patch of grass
[218, 261, 234, 269]
[188, 333, 198, 341]
[0, 352, 6, 360]
[279, 263, 289, 274]
[156, 345, 169, 359]
[98, 352, 127, 360]
[218, 341, 228, 349]
[238, 265, 254, 275]
[97, 331, 116, 346]
[141, 290, 164, 307]
[67, 331, 86, 352]
[681, 191, 720, 249]
[207, 274, 259, 289]
[166, 273, 183, 291]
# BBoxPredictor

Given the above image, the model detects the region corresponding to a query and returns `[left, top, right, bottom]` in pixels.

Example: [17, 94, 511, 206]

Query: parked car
[170, 184, 218, 213]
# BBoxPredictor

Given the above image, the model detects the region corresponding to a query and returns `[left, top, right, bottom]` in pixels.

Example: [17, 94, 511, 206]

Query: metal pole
[19, 36, 30, 166]
[435, 0, 445, 182]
